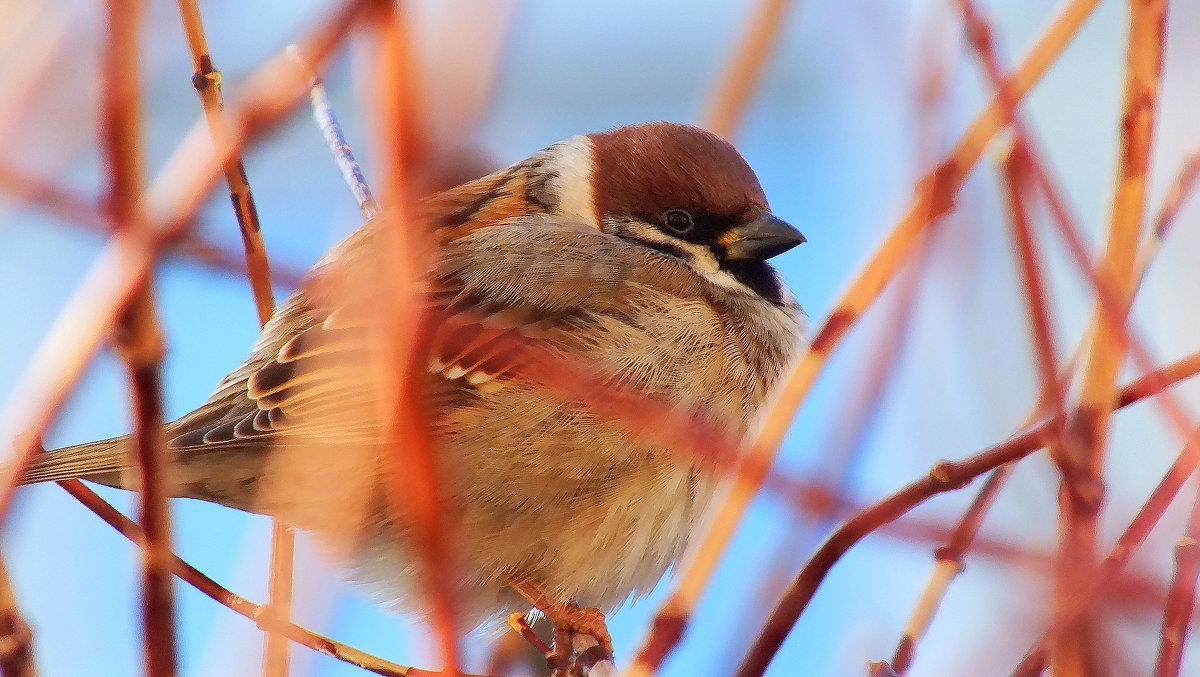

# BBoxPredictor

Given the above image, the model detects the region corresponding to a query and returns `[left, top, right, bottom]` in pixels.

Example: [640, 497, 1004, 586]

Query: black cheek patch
[617, 234, 692, 261]
[721, 259, 786, 306]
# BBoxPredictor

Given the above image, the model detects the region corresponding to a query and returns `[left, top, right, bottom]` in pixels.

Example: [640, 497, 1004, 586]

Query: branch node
[191, 54, 219, 93]
[932, 545, 966, 573]
[928, 460, 968, 490]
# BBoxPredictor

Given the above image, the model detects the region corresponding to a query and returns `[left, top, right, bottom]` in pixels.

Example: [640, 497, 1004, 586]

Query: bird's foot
[543, 603, 613, 657]
[543, 607, 612, 677]
[508, 577, 614, 675]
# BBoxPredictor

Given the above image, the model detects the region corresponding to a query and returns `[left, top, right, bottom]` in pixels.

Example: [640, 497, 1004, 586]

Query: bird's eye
[663, 209, 694, 234]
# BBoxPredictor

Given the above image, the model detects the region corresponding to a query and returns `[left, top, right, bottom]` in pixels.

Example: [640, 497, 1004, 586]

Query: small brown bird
[22, 121, 806, 655]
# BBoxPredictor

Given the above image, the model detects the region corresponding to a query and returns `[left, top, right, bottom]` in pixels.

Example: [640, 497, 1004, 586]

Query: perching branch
[56, 479, 516, 677]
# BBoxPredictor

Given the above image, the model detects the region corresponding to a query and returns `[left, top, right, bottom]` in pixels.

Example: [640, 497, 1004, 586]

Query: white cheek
[698, 265, 753, 292]
[668, 241, 754, 293]
[546, 136, 597, 228]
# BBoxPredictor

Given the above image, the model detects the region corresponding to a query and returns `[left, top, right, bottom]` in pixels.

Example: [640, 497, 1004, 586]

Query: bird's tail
[19, 436, 131, 488]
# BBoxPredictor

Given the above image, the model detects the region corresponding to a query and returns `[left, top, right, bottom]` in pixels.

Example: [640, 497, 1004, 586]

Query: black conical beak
[722, 212, 806, 261]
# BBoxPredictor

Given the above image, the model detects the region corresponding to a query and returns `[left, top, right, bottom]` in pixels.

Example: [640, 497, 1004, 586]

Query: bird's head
[540, 121, 805, 303]
[432, 121, 804, 304]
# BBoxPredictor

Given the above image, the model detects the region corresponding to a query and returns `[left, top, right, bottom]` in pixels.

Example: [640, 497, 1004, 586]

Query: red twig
[731, 347, 1200, 677]
[369, 5, 462, 675]
[702, 0, 798, 138]
[1138, 150, 1200, 288]
[175, 0, 275, 325]
[1152, 483, 1200, 677]
[1054, 0, 1167, 666]
[1150, 151, 1200, 245]
[1000, 144, 1070, 468]
[1010, 424, 1200, 676]
[889, 464, 1011, 674]
[0, 0, 371, 523]
[100, 0, 178, 673]
[56, 480, 508, 677]
[625, 1, 1106, 672]
[174, 2, 293, 673]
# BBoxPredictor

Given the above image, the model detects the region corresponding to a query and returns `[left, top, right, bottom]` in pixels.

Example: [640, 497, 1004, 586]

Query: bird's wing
[165, 216, 658, 455]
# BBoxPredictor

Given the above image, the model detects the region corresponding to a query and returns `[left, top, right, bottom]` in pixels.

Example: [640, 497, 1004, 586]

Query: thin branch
[0, 161, 103, 229]
[623, 1, 1105, 673]
[1011, 424, 1200, 677]
[0, 0, 371, 522]
[1152, 483, 1200, 677]
[101, 0, 178, 674]
[369, 5, 462, 675]
[0, 556, 35, 677]
[894, 111, 1200, 677]
[54, 480, 512, 677]
[175, 0, 275, 325]
[1055, 0, 1168, 669]
[289, 44, 380, 220]
[701, 0, 798, 138]
[261, 525, 295, 677]
[1000, 142, 1070, 467]
[1139, 149, 1200, 285]
[0, 158, 306, 287]
[731, 348, 1200, 677]
[172, 4, 291, 674]
[889, 464, 1011, 674]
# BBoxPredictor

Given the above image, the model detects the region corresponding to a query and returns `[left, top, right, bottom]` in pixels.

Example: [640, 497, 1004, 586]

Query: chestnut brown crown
[589, 122, 768, 225]
[586, 122, 804, 271]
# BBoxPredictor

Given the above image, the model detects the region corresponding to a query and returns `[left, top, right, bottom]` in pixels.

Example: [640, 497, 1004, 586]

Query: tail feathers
[21, 437, 130, 487]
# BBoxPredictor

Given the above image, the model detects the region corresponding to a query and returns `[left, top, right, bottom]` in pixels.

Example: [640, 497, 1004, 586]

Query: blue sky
[4, 0, 1200, 675]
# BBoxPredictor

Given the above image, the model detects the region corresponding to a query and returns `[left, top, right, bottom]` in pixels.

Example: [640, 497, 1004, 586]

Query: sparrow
[21, 121, 806, 657]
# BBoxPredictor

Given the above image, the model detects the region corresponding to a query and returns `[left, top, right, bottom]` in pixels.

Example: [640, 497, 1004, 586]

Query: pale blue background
[3, 0, 1200, 675]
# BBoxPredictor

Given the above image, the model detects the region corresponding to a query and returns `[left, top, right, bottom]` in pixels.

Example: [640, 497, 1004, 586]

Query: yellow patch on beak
[717, 228, 742, 246]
